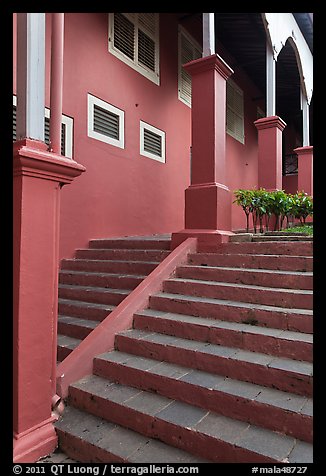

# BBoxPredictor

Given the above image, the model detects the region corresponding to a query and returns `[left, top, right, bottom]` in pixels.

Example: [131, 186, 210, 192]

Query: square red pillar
[172, 54, 234, 252]
[295, 146, 313, 196]
[254, 116, 287, 191]
[13, 139, 85, 462]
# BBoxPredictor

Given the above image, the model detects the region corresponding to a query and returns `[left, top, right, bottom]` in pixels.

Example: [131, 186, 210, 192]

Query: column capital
[184, 53, 234, 80]
[294, 145, 313, 156]
[254, 115, 287, 132]
[13, 138, 86, 184]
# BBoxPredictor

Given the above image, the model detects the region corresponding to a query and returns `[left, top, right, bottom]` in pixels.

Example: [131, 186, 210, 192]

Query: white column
[16, 13, 45, 141]
[203, 13, 215, 57]
[301, 89, 310, 146]
[266, 41, 276, 116]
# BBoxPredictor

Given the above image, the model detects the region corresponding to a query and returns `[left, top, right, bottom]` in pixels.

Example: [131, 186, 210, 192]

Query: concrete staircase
[57, 235, 171, 361]
[55, 238, 313, 463]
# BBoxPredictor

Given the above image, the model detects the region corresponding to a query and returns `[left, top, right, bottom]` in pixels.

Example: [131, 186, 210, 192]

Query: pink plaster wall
[13, 13, 264, 257]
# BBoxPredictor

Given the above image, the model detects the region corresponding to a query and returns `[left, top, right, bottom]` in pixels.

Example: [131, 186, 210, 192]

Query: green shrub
[233, 188, 313, 233]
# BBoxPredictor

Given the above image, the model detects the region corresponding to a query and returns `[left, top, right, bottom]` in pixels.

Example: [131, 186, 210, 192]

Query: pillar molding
[16, 13, 45, 141]
[49, 13, 64, 155]
[254, 115, 286, 191]
[172, 54, 234, 252]
[13, 139, 85, 462]
[294, 145, 313, 196]
[202, 13, 215, 57]
[266, 41, 276, 117]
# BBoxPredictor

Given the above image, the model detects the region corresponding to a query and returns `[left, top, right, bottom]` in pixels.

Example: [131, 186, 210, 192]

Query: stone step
[176, 265, 313, 290]
[133, 309, 313, 362]
[94, 351, 313, 442]
[55, 406, 209, 463]
[58, 284, 130, 306]
[67, 375, 312, 463]
[188, 253, 313, 272]
[59, 269, 145, 290]
[75, 248, 170, 262]
[60, 259, 159, 276]
[149, 292, 313, 334]
[252, 235, 313, 242]
[89, 236, 171, 250]
[214, 241, 313, 256]
[57, 335, 81, 362]
[58, 315, 99, 340]
[58, 298, 115, 322]
[163, 278, 313, 310]
[115, 330, 312, 396]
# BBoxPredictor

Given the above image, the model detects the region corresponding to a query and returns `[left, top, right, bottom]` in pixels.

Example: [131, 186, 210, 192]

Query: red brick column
[172, 54, 234, 252]
[294, 146, 313, 196]
[254, 116, 286, 191]
[13, 139, 85, 462]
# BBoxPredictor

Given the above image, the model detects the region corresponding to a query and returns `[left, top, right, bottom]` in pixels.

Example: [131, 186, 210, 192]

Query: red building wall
[13, 13, 265, 259]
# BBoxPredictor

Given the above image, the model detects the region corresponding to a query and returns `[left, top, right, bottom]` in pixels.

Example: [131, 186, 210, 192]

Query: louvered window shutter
[93, 105, 120, 140]
[13, 105, 17, 140]
[179, 28, 202, 106]
[110, 13, 159, 84]
[113, 13, 135, 61]
[137, 13, 157, 73]
[226, 81, 245, 144]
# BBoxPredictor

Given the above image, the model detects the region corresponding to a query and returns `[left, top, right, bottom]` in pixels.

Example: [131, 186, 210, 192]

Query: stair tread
[59, 284, 131, 294]
[78, 248, 170, 253]
[192, 252, 312, 258]
[69, 374, 312, 462]
[58, 315, 100, 329]
[181, 264, 313, 276]
[57, 334, 81, 349]
[60, 269, 146, 279]
[95, 350, 313, 416]
[153, 292, 313, 315]
[117, 329, 313, 376]
[56, 406, 208, 463]
[168, 277, 312, 294]
[91, 234, 171, 241]
[135, 308, 313, 343]
[62, 259, 161, 265]
[58, 298, 116, 311]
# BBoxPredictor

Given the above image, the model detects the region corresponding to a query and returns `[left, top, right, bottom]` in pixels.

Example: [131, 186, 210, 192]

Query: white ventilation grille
[140, 121, 165, 163]
[87, 94, 124, 149]
[226, 80, 245, 144]
[143, 128, 162, 157]
[178, 26, 202, 107]
[93, 105, 120, 141]
[109, 13, 159, 85]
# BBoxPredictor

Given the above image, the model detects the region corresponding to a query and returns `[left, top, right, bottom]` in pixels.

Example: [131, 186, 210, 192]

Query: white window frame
[178, 25, 202, 107]
[226, 79, 245, 144]
[87, 93, 125, 149]
[140, 120, 166, 163]
[13, 94, 74, 158]
[108, 13, 160, 85]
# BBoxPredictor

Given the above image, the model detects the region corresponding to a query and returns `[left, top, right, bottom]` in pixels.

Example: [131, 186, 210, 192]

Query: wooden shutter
[179, 29, 202, 106]
[138, 13, 157, 72]
[226, 81, 245, 143]
[13, 105, 16, 140]
[113, 13, 135, 61]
